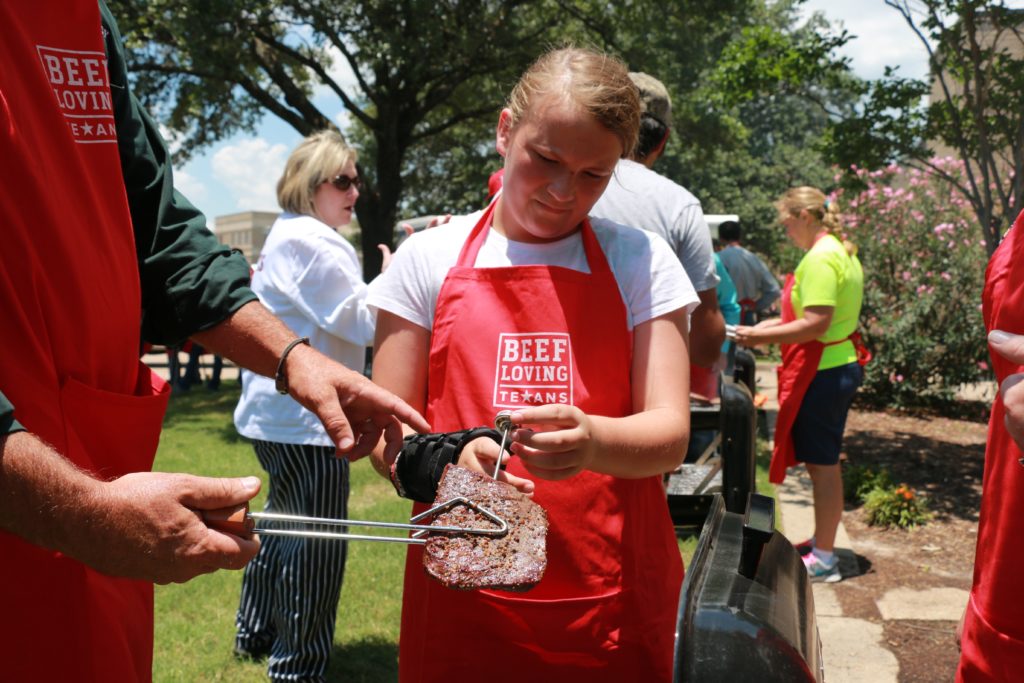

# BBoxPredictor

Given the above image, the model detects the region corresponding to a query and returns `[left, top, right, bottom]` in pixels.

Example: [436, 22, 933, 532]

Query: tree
[111, 0, 852, 276]
[110, 0, 558, 278]
[676, 1, 863, 265]
[828, 1, 1024, 255]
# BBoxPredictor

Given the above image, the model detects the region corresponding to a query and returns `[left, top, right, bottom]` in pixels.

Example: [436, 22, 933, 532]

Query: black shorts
[793, 362, 863, 466]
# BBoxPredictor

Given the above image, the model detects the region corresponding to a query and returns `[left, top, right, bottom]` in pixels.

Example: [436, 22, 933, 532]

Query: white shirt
[234, 212, 375, 446]
[367, 209, 698, 332]
[590, 158, 720, 293]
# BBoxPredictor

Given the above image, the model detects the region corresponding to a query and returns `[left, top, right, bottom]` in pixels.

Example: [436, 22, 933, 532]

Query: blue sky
[173, 0, 936, 224]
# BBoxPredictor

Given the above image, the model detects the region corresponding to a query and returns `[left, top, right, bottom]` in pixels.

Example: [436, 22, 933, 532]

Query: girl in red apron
[957, 209, 1024, 681]
[368, 48, 695, 682]
[734, 187, 865, 584]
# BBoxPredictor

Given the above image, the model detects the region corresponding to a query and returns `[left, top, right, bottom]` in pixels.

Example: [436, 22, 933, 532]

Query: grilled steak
[423, 465, 547, 592]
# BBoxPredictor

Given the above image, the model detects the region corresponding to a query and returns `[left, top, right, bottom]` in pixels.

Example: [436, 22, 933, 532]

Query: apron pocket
[59, 360, 170, 477]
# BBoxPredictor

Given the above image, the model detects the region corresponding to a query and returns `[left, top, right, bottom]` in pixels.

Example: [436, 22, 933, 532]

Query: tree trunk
[356, 131, 404, 282]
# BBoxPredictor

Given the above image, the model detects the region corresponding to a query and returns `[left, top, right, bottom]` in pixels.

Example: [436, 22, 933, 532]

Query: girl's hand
[508, 405, 596, 481]
[458, 437, 535, 495]
[754, 318, 782, 329]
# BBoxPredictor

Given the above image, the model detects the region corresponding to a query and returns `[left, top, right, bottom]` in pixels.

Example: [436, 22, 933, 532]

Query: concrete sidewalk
[756, 361, 967, 682]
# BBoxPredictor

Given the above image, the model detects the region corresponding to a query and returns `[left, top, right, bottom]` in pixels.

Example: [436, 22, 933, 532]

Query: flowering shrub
[863, 483, 931, 529]
[841, 464, 892, 505]
[832, 159, 991, 408]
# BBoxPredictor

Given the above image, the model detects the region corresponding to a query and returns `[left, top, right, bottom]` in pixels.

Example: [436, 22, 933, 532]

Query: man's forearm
[190, 300, 302, 378]
[0, 432, 101, 554]
[689, 289, 727, 367]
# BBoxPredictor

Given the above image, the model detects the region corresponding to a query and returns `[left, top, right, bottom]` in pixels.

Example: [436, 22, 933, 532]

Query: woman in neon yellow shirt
[735, 186, 864, 584]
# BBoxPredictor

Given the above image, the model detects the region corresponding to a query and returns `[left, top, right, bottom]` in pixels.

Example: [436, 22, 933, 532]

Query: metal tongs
[204, 411, 520, 545]
[204, 497, 507, 545]
[725, 324, 738, 341]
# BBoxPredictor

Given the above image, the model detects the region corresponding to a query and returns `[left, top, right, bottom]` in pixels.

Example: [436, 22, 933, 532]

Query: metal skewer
[493, 410, 516, 479]
[204, 496, 507, 544]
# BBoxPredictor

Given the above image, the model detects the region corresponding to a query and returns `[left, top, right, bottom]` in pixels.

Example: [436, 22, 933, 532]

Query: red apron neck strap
[455, 199, 612, 276]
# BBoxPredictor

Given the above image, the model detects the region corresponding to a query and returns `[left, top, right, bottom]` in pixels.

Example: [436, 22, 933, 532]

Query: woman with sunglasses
[231, 130, 372, 680]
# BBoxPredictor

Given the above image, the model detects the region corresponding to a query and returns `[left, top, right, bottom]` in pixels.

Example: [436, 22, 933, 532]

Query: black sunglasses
[329, 173, 362, 191]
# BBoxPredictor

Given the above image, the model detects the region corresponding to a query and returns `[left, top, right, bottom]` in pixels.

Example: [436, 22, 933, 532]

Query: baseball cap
[629, 72, 672, 128]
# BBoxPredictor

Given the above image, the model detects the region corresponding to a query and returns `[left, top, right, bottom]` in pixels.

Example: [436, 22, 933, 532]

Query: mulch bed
[834, 408, 988, 682]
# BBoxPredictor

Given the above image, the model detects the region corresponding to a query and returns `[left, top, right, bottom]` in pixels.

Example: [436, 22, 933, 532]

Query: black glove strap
[391, 428, 506, 502]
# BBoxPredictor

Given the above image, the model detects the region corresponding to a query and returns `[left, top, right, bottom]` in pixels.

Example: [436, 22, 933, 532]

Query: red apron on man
[0, 2, 170, 680]
[397, 202, 684, 682]
[958, 210, 1024, 681]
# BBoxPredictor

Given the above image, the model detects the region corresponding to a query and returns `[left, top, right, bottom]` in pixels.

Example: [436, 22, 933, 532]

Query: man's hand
[989, 330, 1024, 451]
[285, 343, 431, 461]
[192, 301, 431, 460]
[71, 472, 262, 584]
[0, 431, 262, 584]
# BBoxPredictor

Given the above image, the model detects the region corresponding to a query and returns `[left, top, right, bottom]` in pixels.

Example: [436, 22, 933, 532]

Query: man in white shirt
[590, 72, 725, 366]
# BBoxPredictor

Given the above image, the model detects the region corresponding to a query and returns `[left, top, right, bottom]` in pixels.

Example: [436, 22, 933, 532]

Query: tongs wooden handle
[203, 496, 508, 545]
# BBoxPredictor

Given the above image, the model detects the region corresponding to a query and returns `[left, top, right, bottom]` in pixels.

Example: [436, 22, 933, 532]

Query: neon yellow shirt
[792, 234, 864, 370]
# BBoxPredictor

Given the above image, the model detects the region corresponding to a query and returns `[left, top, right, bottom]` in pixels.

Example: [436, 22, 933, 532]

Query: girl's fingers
[519, 459, 581, 481]
[512, 442, 582, 471]
[512, 428, 582, 452]
[510, 405, 581, 428]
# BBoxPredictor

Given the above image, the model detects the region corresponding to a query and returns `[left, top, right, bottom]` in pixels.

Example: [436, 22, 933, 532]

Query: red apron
[0, 3, 170, 680]
[768, 268, 869, 484]
[768, 274, 826, 484]
[398, 202, 683, 682]
[957, 211, 1024, 682]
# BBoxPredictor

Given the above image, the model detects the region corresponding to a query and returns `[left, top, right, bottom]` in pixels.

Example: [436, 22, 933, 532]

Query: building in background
[213, 211, 278, 263]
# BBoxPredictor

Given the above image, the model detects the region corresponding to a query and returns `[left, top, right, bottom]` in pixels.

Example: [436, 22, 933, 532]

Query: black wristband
[391, 428, 507, 502]
[275, 337, 310, 395]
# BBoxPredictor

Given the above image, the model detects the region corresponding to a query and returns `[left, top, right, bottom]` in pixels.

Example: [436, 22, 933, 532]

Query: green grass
[152, 386, 776, 680]
[153, 386, 406, 682]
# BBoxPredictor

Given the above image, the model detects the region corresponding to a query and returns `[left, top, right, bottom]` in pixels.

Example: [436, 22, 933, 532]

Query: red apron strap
[456, 199, 612, 276]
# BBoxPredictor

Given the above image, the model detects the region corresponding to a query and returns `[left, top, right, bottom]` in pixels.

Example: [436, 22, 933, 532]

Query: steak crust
[423, 465, 547, 592]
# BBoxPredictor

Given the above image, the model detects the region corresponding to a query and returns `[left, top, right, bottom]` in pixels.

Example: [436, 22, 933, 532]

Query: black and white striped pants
[235, 440, 349, 682]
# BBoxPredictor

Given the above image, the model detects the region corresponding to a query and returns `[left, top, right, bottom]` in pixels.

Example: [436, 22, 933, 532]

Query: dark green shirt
[0, 1, 256, 437]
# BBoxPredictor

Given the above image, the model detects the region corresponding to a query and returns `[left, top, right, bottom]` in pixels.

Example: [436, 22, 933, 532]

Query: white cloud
[211, 138, 289, 212]
[323, 45, 361, 94]
[799, 0, 931, 81]
[173, 167, 207, 204]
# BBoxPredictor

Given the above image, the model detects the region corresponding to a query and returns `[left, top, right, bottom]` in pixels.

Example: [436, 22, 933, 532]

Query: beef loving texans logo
[493, 333, 574, 409]
[36, 45, 116, 144]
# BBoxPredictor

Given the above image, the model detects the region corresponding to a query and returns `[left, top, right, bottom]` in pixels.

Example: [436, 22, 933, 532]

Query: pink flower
[978, 361, 989, 371]
[941, 272, 951, 280]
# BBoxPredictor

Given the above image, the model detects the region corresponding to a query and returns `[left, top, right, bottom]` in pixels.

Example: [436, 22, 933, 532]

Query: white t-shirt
[234, 212, 375, 446]
[367, 209, 698, 332]
[590, 158, 720, 293]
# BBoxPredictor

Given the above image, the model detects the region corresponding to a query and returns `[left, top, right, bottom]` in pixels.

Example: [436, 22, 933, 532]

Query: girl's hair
[506, 47, 640, 158]
[277, 130, 357, 218]
[775, 186, 856, 255]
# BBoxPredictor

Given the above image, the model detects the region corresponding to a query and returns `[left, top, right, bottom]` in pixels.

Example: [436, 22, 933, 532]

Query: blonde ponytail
[775, 186, 857, 256]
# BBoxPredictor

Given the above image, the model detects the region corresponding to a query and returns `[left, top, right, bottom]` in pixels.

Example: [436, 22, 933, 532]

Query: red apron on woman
[958, 212, 1024, 681]
[0, 3, 171, 680]
[398, 202, 684, 682]
[769, 274, 826, 484]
